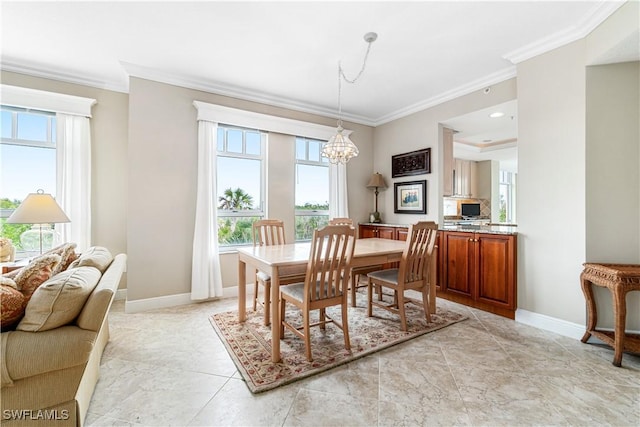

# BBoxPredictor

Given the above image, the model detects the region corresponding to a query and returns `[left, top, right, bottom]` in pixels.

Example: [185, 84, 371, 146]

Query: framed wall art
[394, 180, 426, 214]
[391, 148, 431, 177]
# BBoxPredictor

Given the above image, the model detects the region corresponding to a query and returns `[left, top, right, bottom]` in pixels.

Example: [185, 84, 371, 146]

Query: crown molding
[1, 58, 129, 93]
[121, 61, 376, 127]
[373, 67, 517, 126]
[503, 1, 626, 64]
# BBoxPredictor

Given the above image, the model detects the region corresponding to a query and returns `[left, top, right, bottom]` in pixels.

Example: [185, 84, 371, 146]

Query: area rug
[209, 291, 467, 393]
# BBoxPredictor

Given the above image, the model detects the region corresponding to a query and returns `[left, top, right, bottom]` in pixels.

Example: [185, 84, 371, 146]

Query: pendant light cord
[336, 37, 375, 125]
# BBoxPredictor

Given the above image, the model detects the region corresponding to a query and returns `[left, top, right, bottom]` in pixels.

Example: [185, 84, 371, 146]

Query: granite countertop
[359, 222, 518, 235]
[440, 224, 518, 235]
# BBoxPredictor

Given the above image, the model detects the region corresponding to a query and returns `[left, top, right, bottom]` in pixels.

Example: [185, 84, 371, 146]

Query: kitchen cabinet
[453, 158, 477, 198]
[440, 230, 517, 319]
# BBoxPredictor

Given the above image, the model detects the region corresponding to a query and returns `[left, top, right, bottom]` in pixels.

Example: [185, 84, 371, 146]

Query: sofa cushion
[0, 278, 25, 331]
[17, 267, 101, 332]
[12, 253, 61, 305]
[68, 246, 113, 274]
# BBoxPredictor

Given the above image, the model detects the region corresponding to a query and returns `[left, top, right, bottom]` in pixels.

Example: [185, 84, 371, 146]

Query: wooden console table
[580, 263, 640, 366]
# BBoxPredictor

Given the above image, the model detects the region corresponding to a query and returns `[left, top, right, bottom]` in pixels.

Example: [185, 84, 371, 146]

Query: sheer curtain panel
[191, 120, 224, 300]
[56, 113, 92, 251]
[329, 163, 349, 219]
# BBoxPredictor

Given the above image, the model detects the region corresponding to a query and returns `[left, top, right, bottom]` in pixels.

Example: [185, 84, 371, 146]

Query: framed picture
[391, 148, 431, 178]
[394, 180, 426, 214]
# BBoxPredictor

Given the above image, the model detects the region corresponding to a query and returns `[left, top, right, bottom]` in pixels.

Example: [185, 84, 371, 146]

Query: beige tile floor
[86, 296, 640, 427]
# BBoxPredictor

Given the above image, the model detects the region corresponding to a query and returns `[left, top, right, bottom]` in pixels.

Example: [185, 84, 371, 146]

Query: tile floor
[86, 296, 640, 427]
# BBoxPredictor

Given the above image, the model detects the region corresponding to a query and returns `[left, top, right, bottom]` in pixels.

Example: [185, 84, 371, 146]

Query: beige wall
[127, 77, 374, 301]
[373, 78, 517, 225]
[585, 61, 640, 327]
[1, 71, 129, 288]
[515, 0, 639, 329]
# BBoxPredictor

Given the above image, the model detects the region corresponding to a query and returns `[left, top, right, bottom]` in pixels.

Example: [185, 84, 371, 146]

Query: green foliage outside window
[1, 198, 30, 250]
[295, 202, 329, 241]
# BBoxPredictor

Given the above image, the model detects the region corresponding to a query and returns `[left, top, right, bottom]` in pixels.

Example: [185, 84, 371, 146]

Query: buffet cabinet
[358, 223, 517, 319]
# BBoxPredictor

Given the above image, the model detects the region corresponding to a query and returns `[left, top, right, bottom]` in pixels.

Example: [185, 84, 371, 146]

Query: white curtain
[191, 120, 224, 300]
[329, 163, 349, 218]
[56, 113, 91, 251]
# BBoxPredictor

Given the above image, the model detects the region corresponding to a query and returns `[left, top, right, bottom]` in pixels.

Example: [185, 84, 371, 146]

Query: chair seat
[281, 281, 344, 301]
[256, 271, 270, 282]
[367, 268, 399, 285]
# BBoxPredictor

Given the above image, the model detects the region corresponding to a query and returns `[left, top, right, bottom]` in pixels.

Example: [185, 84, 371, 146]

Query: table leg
[238, 259, 247, 322]
[580, 275, 597, 343]
[613, 286, 626, 367]
[271, 267, 281, 363]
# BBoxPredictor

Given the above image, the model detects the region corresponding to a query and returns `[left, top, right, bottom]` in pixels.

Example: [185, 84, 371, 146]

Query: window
[295, 137, 329, 241]
[499, 170, 517, 223]
[1, 106, 57, 254]
[216, 125, 265, 246]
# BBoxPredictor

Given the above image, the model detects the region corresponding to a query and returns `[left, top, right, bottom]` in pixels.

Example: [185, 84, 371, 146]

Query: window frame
[294, 136, 330, 241]
[216, 124, 266, 248]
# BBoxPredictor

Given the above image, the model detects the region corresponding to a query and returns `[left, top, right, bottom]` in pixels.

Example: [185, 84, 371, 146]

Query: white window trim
[1, 85, 96, 117]
[193, 101, 351, 141]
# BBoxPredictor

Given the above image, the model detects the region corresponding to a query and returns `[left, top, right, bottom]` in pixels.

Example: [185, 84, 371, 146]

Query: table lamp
[6, 190, 70, 254]
[366, 172, 387, 223]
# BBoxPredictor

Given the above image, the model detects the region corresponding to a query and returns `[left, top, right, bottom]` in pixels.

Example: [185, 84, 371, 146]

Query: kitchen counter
[441, 224, 518, 235]
[359, 222, 517, 235]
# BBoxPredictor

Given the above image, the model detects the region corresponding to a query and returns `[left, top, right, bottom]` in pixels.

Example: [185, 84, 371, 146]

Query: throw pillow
[68, 246, 113, 274]
[17, 266, 102, 332]
[0, 277, 24, 330]
[12, 254, 62, 305]
[45, 243, 78, 275]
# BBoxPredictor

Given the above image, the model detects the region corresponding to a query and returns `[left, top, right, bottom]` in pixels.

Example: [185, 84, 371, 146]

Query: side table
[580, 263, 640, 366]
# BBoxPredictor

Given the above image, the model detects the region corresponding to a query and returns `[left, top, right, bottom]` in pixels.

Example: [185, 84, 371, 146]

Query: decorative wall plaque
[391, 148, 431, 178]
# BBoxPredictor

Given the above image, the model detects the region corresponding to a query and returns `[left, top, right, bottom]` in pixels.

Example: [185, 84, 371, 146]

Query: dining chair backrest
[398, 221, 438, 286]
[304, 224, 356, 302]
[252, 219, 286, 247]
[328, 217, 354, 226]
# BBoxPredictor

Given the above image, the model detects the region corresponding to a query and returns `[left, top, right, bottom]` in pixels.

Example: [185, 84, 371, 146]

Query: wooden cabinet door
[396, 228, 408, 241]
[358, 225, 377, 238]
[476, 234, 516, 309]
[377, 227, 396, 240]
[443, 232, 474, 298]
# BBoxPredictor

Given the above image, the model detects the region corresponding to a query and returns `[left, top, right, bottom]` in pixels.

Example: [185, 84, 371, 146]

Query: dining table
[237, 237, 437, 362]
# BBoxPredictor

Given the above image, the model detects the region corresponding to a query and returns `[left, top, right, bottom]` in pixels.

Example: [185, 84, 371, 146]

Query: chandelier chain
[336, 40, 374, 122]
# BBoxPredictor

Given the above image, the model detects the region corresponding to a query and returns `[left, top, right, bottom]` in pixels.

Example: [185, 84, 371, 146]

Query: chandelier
[322, 32, 377, 164]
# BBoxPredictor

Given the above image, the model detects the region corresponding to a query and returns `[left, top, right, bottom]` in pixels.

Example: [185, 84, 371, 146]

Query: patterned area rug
[209, 291, 467, 393]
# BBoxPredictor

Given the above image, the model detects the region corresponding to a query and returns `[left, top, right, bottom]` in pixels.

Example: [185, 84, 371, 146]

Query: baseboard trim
[124, 285, 251, 313]
[515, 308, 586, 340]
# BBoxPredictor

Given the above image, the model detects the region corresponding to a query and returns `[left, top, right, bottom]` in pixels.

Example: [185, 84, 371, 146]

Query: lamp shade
[366, 172, 387, 189]
[6, 190, 70, 224]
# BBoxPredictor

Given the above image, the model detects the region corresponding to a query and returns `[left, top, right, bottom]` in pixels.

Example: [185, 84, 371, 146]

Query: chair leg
[264, 280, 271, 326]
[303, 308, 312, 361]
[351, 274, 357, 307]
[367, 278, 373, 317]
[398, 292, 408, 332]
[421, 285, 431, 323]
[279, 297, 286, 338]
[320, 308, 326, 330]
[253, 280, 259, 311]
[341, 301, 351, 351]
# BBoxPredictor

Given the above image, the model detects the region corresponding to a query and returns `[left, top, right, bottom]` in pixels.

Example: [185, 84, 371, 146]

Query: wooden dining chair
[251, 219, 286, 326]
[329, 217, 384, 307]
[279, 224, 356, 361]
[366, 221, 438, 331]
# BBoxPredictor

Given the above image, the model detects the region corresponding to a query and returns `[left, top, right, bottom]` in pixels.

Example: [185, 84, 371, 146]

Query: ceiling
[1, 1, 632, 171]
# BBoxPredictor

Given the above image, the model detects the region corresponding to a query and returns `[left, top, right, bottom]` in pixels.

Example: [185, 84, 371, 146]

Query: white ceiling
[1, 1, 634, 173]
